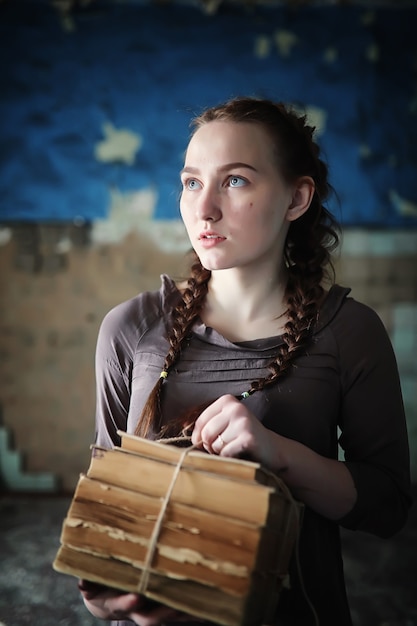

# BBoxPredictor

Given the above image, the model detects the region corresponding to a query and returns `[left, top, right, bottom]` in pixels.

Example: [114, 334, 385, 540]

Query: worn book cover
[53, 434, 302, 626]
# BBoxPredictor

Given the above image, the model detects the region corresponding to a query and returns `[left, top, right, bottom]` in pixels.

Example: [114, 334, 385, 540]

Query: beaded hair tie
[159, 370, 253, 400]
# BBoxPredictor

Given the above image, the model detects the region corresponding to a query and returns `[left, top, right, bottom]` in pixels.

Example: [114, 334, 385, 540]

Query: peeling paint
[359, 144, 372, 159]
[91, 188, 155, 244]
[94, 122, 142, 166]
[0, 227, 12, 247]
[139, 220, 190, 254]
[254, 35, 271, 59]
[61, 14, 76, 33]
[365, 43, 379, 63]
[274, 30, 298, 58]
[305, 106, 327, 137]
[360, 10, 376, 26]
[388, 154, 398, 168]
[389, 190, 417, 218]
[51, 0, 77, 32]
[1, 4, 416, 227]
[323, 47, 338, 64]
[55, 236, 72, 254]
[91, 187, 190, 252]
[292, 105, 327, 137]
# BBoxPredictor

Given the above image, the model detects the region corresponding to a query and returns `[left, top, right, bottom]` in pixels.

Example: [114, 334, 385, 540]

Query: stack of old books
[53, 431, 302, 626]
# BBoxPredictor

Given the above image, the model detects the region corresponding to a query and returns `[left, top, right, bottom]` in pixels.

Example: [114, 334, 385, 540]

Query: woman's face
[180, 120, 298, 275]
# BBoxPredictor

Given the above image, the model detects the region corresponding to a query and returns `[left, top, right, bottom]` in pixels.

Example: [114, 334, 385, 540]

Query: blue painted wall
[1, 1, 416, 226]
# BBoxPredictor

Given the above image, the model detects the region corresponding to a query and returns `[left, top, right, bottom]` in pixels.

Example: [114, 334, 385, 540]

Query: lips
[198, 231, 225, 241]
[198, 231, 226, 249]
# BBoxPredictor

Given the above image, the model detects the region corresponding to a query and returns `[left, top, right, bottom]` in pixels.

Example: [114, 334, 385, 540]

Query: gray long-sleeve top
[93, 275, 412, 626]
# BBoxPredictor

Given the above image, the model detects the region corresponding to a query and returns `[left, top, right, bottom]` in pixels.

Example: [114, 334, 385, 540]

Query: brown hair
[135, 96, 339, 439]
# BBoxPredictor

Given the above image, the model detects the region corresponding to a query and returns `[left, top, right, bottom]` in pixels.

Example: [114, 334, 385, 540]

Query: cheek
[179, 201, 191, 225]
[249, 210, 283, 243]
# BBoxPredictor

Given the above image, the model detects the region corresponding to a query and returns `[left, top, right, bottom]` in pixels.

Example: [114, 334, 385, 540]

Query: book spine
[118, 432, 274, 485]
[54, 545, 245, 626]
[60, 519, 251, 595]
[87, 447, 280, 526]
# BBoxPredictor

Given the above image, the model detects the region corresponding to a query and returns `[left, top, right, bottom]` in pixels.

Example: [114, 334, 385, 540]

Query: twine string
[137, 439, 200, 594]
[136, 435, 319, 626]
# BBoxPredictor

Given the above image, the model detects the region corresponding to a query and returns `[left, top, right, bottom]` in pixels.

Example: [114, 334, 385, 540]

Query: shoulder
[100, 274, 181, 336]
[96, 275, 181, 365]
[317, 285, 393, 361]
[319, 284, 389, 337]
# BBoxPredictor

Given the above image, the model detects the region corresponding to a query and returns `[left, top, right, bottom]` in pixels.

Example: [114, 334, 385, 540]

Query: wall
[1, 224, 416, 492]
[0, 223, 189, 491]
[1, 1, 416, 226]
[0, 1, 416, 491]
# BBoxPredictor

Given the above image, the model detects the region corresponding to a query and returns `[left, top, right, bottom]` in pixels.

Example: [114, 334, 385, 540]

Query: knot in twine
[136, 435, 319, 626]
[137, 436, 198, 595]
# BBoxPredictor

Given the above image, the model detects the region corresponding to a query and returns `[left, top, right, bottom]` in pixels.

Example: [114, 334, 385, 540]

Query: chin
[201, 262, 234, 272]
[197, 252, 238, 272]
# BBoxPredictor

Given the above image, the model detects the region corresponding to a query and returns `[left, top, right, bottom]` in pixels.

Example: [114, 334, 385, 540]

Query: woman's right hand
[79, 579, 148, 621]
[78, 579, 204, 625]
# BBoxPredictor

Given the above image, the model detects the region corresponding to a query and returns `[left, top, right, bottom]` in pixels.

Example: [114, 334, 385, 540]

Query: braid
[167, 258, 211, 370]
[246, 272, 323, 396]
[136, 95, 340, 441]
[245, 106, 338, 396]
[134, 255, 210, 438]
[158, 269, 322, 440]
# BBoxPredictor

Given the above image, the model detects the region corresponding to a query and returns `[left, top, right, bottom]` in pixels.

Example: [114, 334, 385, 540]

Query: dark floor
[0, 490, 416, 626]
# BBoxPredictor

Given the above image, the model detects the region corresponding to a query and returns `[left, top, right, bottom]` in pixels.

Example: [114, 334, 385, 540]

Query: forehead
[185, 120, 276, 165]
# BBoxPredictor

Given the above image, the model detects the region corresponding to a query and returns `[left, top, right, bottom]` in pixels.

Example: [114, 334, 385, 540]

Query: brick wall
[0, 226, 416, 491]
[0, 224, 188, 492]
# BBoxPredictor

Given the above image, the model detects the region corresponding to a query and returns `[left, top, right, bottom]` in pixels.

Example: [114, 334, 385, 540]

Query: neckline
[162, 274, 351, 349]
[192, 320, 285, 351]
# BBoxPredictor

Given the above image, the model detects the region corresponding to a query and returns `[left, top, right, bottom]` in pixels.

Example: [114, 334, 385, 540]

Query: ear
[286, 176, 315, 222]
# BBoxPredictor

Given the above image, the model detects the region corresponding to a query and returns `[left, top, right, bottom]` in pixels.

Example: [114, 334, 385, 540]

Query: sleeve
[93, 300, 139, 450]
[335, 300, 412, 538]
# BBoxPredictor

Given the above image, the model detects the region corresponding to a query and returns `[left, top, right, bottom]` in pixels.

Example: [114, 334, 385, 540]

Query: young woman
[80, 96, 412, 626]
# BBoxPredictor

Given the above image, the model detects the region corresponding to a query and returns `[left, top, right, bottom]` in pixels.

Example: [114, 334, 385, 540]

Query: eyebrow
[180, 162, 258, 176]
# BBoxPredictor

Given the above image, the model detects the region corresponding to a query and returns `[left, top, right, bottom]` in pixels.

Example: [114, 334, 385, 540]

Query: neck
[202, 265, 289, 341]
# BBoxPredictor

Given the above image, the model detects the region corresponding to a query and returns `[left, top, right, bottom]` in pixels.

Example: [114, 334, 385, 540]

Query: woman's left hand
[191, 394, 277, 469]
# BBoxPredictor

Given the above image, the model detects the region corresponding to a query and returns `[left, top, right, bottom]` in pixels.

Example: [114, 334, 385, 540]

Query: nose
[195, 186, 222, 222]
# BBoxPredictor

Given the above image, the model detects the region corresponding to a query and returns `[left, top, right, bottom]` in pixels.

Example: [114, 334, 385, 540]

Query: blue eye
[184, 178, 201, 190]
[229, 176, 246, 187]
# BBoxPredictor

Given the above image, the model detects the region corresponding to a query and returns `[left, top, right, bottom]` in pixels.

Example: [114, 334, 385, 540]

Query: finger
[210, 432, 227, 455]
[105, 593, 146, 615]
[201, 427, 228, 455]
[191, 400, 219, 446]
[78, 579, 109, 598]
[192, 395, 237, 448]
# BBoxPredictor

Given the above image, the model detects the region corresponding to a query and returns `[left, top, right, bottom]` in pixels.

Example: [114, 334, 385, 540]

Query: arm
[82, 304, 140, 621]
[93, 300, 139, 448]
[333, 301, 412, 537]
[82, 306, 140, 621]
[267, 433, 357, 520]
[191, 301, 412, 533]
[191, 394, 357, 520]
[85, 297, 206, 624]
